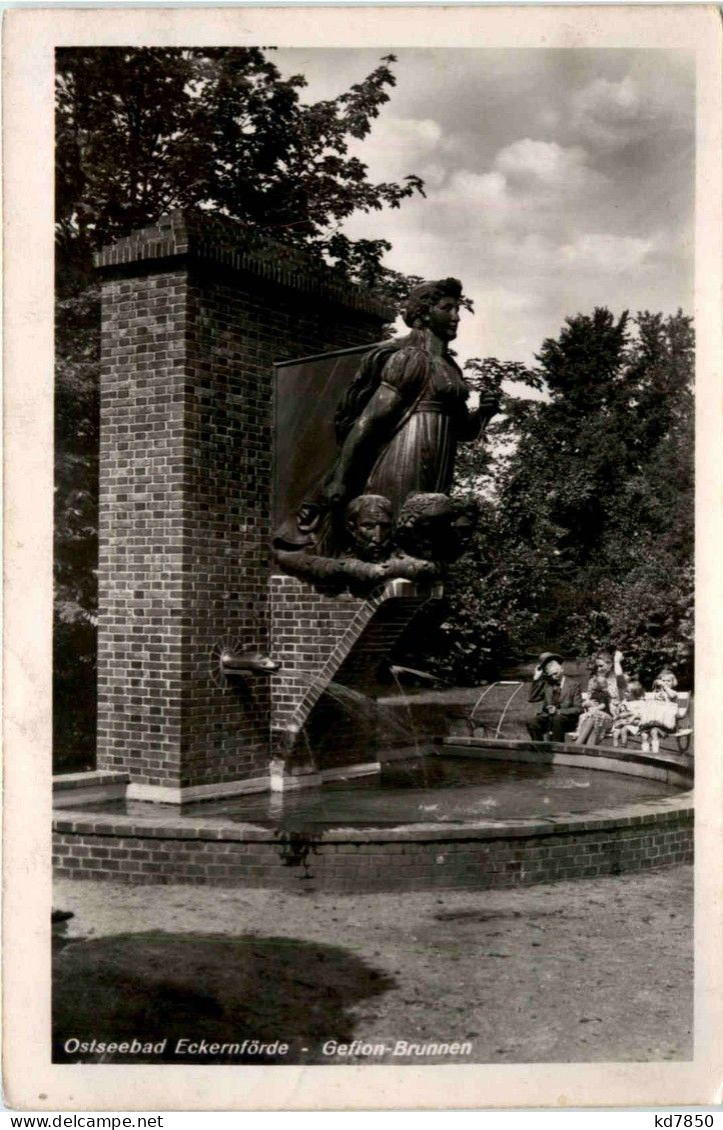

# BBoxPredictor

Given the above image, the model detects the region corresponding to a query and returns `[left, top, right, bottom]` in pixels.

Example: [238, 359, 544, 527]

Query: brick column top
[94, 208, 396, 323]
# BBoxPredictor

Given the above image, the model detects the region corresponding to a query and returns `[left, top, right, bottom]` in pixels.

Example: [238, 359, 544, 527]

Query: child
[652, 669, 679, 703]
[611, 679, 645, 749]
[638, 669, 680, 753]
[571, 674, 612, 745]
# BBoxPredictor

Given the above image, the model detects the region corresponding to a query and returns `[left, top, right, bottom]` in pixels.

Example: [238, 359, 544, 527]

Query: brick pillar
[95, 210, 391, 802]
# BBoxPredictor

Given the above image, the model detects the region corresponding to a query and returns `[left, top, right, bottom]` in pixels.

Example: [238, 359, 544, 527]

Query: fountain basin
[53, 741, 693, 892]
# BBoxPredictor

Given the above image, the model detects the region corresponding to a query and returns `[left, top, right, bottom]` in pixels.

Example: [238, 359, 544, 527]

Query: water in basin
[93, 754, 683, 830]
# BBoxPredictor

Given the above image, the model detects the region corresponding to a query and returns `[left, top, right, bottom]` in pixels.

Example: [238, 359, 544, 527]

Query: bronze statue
[274, 278, 499, 559]
[327, 278, 497, 517]
[272, 277, 497, 589]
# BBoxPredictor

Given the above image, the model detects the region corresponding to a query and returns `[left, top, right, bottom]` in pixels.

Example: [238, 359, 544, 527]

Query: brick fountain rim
[52, 742, 693, 891]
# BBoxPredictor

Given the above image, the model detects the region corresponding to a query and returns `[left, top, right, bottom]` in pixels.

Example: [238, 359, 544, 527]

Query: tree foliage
[56, 48, 424, 293]
[412, 308, 694, 686]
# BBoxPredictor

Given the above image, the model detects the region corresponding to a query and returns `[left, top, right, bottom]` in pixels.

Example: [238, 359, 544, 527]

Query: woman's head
[593, 651, 614, 676]
[403, 278, 464, 339]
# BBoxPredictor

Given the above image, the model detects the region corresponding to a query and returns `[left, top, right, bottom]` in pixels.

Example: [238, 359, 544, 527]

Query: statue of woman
[274, 277, 499, 556]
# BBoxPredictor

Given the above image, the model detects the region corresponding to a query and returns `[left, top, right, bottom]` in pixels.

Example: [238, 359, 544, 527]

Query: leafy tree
[565, 560, 694, 687]
[54, 47, 426, 768]
[56, 48, 423, 292]
[414, 309, 694, 685]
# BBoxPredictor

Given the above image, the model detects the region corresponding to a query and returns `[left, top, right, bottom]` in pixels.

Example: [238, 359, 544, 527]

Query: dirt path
[54, 866, 692, 1064]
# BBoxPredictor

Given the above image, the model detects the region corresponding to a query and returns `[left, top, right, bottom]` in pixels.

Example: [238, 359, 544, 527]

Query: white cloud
[333, 53, 693, 366]
[416, 161, 447, 190]
[348, 115, 447, 185]
[427, 139, 606, 244]
[435, 169, 510, 231]
[558, 232, 658, 274]
[571, 75, 655, 148]
[494, 138, 602, 191]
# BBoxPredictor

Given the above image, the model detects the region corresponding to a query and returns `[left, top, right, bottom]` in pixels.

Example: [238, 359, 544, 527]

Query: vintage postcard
[3, 3, 722, 1112]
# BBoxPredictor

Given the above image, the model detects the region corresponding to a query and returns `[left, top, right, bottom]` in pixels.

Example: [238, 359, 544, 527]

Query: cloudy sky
[274, 48, 694, 368]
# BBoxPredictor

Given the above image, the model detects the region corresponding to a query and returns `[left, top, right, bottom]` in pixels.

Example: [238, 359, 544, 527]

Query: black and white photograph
[3, 3, 722, 1113]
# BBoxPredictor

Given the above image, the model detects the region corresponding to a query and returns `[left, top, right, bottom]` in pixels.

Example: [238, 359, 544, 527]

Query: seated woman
[571, 674, 613, 745]
[589, 649, 628, 711]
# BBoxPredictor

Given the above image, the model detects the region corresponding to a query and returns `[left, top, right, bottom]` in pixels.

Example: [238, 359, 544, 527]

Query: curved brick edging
[441, 737, 693, 788]
[52, 790, 693, 893]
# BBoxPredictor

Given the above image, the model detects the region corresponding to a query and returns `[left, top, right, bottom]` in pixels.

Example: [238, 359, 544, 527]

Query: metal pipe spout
[220, 651, 281, 676]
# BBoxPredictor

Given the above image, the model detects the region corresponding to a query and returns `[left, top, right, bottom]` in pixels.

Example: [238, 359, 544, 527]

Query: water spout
[469, 680, 524, 739]
[220, 651, 281, 677]
[469, 682, 499, 723]
[494, 682, 524, 738]
[388, 664, 444, 688]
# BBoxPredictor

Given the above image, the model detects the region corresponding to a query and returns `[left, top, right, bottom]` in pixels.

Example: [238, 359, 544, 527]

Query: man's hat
[539, 651, 563, 669]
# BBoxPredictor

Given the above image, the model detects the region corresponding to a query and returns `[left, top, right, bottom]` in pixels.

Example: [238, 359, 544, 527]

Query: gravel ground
[54, 865, 692, 1065]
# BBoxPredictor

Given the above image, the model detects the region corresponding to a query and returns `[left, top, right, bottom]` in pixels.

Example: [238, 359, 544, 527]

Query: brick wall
[53, 804, 693, 892]
[269, 576, 439, 768]
[96, 269, 188, 784]
[96, 211, 391, 793]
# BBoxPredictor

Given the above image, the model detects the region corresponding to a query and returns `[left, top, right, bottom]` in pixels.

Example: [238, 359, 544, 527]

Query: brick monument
[95, 209, 436, 802]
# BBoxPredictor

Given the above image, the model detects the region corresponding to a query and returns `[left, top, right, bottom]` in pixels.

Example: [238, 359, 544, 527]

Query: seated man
[527, 651, 582, 743]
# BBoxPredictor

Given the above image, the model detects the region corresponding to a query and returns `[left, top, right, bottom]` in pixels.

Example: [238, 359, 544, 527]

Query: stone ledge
[53, 770, 129, 808]
[126, 775, 270, 806]
[442, 737, 694, 780]
[52, 791, 693, 846]
[54, 770, 129, 791]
